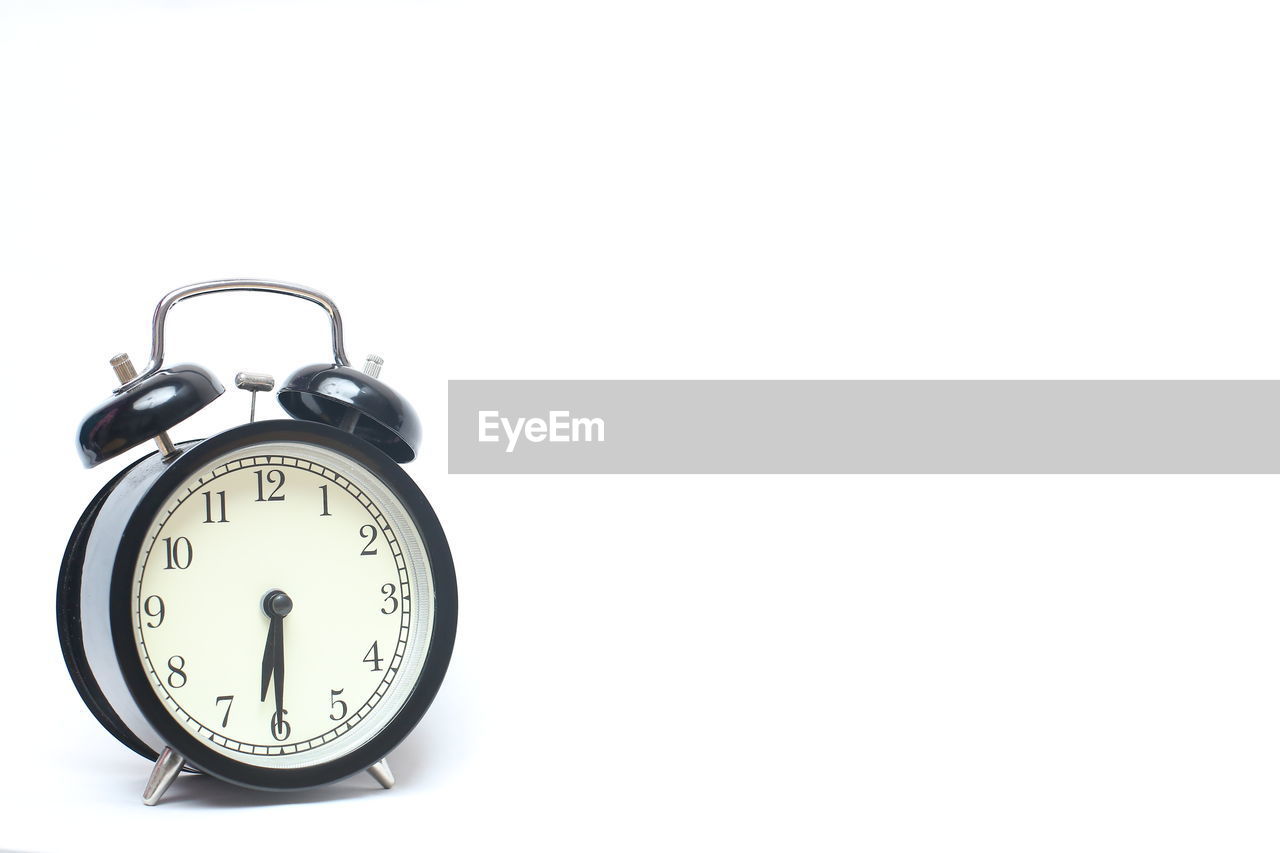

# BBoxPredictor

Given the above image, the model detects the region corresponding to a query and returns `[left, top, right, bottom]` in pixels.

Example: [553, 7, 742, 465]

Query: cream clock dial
[132, 442, 434, 768]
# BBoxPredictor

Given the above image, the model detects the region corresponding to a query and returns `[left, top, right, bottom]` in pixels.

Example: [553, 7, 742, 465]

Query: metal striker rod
[110, 353, 178, 457]
[235, 372, 275, 423]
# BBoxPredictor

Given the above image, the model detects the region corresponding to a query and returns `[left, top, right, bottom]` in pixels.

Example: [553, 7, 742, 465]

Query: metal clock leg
[367, 758, 395, 789]
[142, 746, 185, 806]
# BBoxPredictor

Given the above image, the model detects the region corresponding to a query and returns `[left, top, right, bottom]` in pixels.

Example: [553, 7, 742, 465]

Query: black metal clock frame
[60, 419, 458, 790]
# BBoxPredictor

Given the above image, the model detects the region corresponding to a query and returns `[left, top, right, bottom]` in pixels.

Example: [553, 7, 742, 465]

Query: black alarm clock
[57, 280, 458, 805]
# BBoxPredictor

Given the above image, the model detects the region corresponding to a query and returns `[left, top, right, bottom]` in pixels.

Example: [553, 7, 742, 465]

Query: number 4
[363, 641, 384, 672]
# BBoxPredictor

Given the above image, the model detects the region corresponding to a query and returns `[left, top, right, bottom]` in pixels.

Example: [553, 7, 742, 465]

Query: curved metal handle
[118, 279, 350, 391]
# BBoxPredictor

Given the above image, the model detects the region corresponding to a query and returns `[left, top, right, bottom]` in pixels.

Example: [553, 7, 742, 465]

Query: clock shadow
[161, 771, 383, 808]
[157, 728, 457, 808]
[384, 727, 458, 789]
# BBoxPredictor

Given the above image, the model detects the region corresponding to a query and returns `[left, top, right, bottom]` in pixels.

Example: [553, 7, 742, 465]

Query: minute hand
[273, 615, 285, 734]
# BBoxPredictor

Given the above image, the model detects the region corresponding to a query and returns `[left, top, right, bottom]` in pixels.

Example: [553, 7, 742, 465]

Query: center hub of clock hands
[262, 589, 294, 619]
[260, 590, 293, 737]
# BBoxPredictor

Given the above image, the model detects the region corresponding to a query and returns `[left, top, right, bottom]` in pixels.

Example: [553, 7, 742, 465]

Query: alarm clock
[57, 280, 458, 805]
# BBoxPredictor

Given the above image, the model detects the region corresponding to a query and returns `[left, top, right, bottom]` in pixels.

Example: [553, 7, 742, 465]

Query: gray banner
[447, 380, 1280, 474]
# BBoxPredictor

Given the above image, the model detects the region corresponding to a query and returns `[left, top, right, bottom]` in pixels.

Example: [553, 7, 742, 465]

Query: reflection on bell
[278, 363, 421, 463]
[76, 364, 224, 467]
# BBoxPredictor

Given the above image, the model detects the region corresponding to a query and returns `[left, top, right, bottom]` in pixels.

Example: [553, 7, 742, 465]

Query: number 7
[216, 694, 234, 727]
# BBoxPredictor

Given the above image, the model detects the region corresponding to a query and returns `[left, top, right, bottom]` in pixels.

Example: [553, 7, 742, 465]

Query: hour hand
[260, 616, 278, 702]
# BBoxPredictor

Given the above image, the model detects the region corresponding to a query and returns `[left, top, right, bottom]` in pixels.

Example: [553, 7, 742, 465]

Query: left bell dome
[76, 364, 224, 467]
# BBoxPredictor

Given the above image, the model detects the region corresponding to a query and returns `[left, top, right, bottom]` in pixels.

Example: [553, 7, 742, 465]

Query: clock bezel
[107, 419, 458, 790]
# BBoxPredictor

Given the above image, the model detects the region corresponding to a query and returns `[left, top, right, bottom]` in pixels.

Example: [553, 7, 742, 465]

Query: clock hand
[260, 590, 293, 734]
[260, 615, 277, 702]
[273, 610, 285, 735]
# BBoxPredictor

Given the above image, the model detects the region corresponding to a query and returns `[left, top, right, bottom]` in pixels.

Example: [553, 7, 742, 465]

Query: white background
[1, 1, 1278, 850]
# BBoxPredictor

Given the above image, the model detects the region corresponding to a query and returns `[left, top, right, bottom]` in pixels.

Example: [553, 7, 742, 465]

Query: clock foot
[142, 746, 185, 806]
[367, 758, 395, 789]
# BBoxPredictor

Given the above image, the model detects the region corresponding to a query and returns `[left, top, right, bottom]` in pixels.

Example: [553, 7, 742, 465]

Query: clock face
[129, 440, 435, 769]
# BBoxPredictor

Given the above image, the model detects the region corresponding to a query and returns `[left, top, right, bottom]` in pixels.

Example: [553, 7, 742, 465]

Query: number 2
[360, 524, 379, 556]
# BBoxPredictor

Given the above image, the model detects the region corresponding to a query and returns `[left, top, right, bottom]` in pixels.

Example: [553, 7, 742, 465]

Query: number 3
[380, 582, 399, 614]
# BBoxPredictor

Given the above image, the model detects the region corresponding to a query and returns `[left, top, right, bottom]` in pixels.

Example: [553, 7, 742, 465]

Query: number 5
[330, 688, 348, 721]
